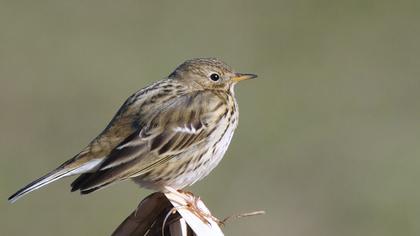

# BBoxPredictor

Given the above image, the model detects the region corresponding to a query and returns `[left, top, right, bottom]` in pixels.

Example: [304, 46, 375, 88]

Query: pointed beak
[231, 73, 258, 83]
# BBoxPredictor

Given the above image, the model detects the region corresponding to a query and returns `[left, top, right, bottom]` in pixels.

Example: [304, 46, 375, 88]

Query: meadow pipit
[9, 58, 257, 202]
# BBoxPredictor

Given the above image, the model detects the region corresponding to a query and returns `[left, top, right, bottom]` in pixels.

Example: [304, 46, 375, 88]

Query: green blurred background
[1, 0, 420, 235]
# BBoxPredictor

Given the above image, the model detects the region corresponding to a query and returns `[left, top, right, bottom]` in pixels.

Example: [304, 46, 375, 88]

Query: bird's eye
[209, 73, 220, 81]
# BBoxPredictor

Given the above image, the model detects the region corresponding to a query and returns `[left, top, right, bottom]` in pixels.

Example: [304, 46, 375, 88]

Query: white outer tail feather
[8, 159, 102, 203]
[8, 169, 70, 203]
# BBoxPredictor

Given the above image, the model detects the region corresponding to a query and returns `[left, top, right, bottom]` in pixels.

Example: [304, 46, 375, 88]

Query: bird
[8, 58, 257, 203]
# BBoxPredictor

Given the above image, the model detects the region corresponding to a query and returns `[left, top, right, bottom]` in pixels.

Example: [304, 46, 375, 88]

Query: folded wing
[71, 91, 225, 194]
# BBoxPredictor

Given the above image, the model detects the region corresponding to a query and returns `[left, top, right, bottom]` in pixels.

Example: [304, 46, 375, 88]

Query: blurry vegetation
[1, 0, 420, 235]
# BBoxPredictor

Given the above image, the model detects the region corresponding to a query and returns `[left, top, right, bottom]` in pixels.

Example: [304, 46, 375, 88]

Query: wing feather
[71, 91, 226, 193]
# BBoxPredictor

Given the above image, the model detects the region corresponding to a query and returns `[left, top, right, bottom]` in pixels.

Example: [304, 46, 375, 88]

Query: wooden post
[112, 192, 264, 236]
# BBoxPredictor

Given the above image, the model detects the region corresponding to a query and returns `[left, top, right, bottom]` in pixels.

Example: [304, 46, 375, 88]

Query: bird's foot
[164, 187, 220, 225]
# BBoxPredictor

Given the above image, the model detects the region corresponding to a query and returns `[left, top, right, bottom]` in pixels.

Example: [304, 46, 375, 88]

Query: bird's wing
[8, 81, 176, 202]
[71, 91, 228, 193]
[68, 80, 172, 167]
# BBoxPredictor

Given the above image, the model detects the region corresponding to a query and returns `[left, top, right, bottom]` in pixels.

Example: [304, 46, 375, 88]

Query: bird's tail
[8, 167, 72, 203]
[8, 157, 103, 203]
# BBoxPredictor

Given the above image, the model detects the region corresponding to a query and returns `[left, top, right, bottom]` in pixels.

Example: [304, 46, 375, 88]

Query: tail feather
[8, 168, 70, 203]
[8, 158, 103, 203]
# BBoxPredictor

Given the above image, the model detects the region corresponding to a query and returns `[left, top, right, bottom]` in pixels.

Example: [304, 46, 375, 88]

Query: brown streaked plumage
[8, 58, 257, 202]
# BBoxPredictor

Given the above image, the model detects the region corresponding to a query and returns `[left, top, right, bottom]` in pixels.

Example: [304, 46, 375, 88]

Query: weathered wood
[112, 192, 196, 236]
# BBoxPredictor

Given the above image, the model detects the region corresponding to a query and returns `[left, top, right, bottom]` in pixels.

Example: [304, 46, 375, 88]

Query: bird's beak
[232, 73, 258, 82]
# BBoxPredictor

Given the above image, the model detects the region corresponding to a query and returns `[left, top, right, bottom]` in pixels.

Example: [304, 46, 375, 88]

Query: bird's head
[169, 58, 257, 92]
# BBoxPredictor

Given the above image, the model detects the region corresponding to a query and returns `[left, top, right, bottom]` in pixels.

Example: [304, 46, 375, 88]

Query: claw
[166, 188, 219, 225]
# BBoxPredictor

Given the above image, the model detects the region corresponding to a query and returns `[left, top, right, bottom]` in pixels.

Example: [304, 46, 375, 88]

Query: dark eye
[210, 73, 220, 81]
